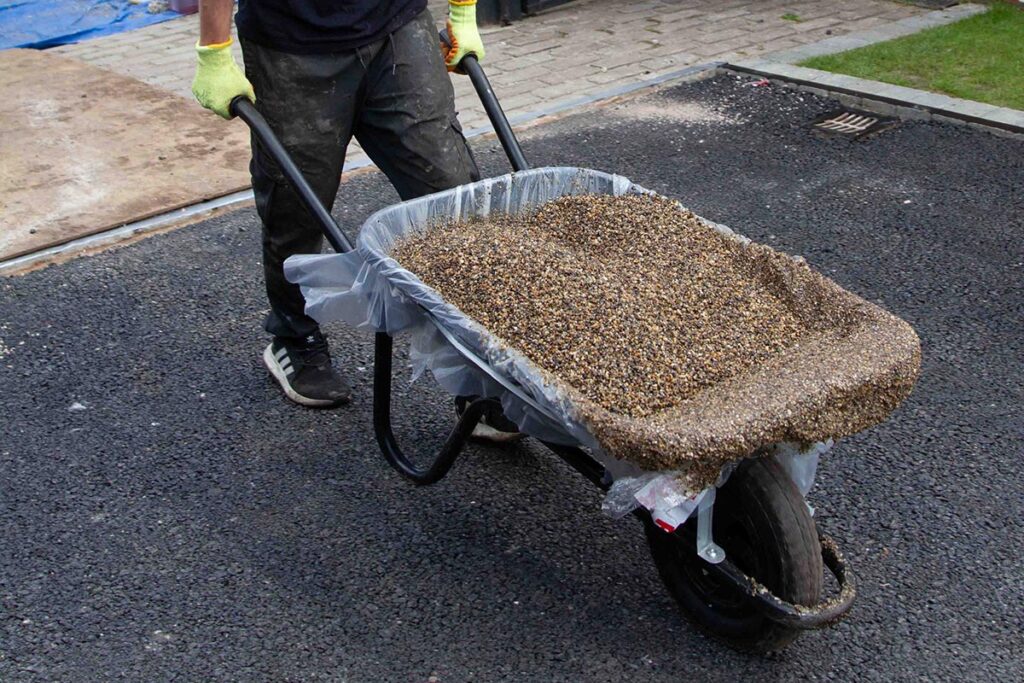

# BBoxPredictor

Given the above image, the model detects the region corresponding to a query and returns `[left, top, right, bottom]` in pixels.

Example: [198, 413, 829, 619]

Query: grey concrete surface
[2, 74, 1022, 681]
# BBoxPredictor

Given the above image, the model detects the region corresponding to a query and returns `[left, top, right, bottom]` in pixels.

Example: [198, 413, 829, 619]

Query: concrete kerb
[0, 61, 723, 276]
[722, 2, 1023, 140]
[724, 61, 1024, 140]
[0, 191, 255, 277]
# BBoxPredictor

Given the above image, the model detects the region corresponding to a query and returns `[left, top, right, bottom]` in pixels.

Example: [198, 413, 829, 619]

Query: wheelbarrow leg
[373, 332, 494, 485]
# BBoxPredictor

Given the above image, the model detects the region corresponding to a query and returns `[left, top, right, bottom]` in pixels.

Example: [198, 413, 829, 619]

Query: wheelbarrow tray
[285, 167, 921, 490]
[233, 53, 866, 642]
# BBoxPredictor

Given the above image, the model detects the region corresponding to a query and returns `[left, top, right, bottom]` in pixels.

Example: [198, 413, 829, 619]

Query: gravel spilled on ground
[392, 193, 920, 482]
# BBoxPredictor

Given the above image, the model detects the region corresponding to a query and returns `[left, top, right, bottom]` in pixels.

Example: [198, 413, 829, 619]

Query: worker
[191, 0, 519, 441]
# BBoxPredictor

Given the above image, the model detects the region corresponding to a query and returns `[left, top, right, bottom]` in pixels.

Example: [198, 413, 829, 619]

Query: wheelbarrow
[229, 46, 859, 653]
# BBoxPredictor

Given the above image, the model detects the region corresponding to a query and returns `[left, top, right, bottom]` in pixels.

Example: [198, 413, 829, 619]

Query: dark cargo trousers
[241, 9, 480, 340]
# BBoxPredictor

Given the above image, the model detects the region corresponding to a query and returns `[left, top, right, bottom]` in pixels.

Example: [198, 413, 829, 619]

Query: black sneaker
[262, 331, 352, 408]
[455, 396, 524, 444]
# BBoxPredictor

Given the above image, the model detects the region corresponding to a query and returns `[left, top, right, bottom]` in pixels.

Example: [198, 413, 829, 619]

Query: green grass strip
[801, 3, 1024, 110]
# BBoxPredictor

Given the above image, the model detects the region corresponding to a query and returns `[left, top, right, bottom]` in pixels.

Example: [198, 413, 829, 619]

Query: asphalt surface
[2, 74, 1022, 682]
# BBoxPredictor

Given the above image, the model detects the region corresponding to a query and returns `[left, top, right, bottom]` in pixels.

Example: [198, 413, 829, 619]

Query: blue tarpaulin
[0, 0, 180, 50]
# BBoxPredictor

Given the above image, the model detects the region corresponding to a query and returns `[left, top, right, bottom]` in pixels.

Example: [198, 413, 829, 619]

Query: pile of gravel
[393, 194, 920, 486]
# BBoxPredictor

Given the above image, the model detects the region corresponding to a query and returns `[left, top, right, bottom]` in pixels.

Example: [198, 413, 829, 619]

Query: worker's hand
[191, 38, 255, 119]
[442, 0, 485, 72]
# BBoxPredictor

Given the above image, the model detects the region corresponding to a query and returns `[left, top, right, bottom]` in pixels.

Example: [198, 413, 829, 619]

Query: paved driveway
[1, 75, 1021, 681]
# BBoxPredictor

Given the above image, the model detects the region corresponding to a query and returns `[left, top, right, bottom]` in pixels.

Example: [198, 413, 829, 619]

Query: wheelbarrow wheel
[644, 456, 823, 653]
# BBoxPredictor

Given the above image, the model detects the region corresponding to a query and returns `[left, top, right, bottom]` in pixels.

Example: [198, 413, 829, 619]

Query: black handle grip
[439, 27, 454, 50]
[229, 96, 354, 253]
[440, 30, 529, 172]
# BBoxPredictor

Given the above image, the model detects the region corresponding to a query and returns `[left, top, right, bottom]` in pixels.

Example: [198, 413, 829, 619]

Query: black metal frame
[373, 331, 499, 485]
[228, 47, 855, 630]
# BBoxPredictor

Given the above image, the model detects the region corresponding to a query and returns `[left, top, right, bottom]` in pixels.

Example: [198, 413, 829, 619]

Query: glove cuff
[448, 0, 477, 22]
[196, 37, 235, 64]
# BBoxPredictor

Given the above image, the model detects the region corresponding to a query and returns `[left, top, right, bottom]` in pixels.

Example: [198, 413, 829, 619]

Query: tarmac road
[1, 74, 1022, 681]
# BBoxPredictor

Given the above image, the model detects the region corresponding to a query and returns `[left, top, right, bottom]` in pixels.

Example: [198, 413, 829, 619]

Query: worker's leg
[241, 39, 362, 340]
[353, 9, 480, 200]
[241, 39, 364, 406]
[355, 14, 521, 440]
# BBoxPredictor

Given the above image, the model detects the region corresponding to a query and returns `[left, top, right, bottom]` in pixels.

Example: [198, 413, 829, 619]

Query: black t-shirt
[236, 0, 428, 54]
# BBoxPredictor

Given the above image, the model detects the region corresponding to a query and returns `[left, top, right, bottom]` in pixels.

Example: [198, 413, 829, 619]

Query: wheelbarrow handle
[229, 96, 354, 254]
[441, 30, 530, 173]
[229, 41, 527, 252]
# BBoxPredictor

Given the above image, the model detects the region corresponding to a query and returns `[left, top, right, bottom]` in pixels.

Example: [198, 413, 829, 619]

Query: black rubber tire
[645, 456, 823, 653]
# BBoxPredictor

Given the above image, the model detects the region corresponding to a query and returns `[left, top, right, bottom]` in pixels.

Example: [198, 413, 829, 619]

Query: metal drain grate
[811, 109, 895, 139]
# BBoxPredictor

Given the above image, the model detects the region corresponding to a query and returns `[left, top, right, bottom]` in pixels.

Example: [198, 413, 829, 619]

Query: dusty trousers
[241, 9, 480, 340]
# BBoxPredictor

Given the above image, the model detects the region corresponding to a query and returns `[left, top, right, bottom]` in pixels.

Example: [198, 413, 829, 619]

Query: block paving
[53, 0, 922, 166]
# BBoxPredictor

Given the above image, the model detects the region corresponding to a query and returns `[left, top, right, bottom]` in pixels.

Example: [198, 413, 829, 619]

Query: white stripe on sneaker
[262, 344, 338, 408]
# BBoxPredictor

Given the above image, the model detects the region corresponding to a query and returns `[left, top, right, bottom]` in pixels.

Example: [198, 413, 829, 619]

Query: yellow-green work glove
[191, 38, 255, 119]
[442, 0, 485, 72]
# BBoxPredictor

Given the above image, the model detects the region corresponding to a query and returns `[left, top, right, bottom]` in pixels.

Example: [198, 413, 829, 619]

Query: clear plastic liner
[284, 167, 831, 516]
[769, 439, 831, 498]
[600, 440, 826, 522]
[285, 168, 646, 466]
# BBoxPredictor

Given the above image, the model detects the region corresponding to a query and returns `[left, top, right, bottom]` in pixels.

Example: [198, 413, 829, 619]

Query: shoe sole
[262, 345, 348, 408]
[471, 421, 526, 444]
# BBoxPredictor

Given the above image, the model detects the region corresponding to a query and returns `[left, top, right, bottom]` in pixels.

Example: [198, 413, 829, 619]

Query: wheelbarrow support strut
[373, 332, 499, 485]
[228, 46, 855, 632]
